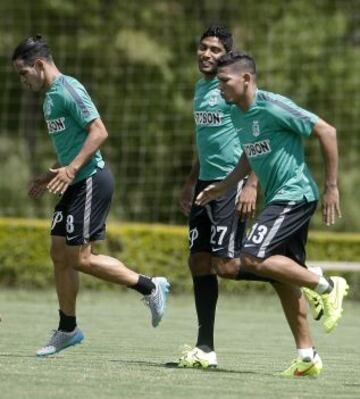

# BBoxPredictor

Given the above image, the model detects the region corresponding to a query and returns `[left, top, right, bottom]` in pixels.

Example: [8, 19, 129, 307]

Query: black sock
[194, 274, 218, 352]
[130, 275, 155, 295]
[58, 309, 77, 332]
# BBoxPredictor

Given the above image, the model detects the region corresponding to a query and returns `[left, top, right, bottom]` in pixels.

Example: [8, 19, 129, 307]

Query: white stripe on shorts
[205, 204, 215, 225]
[83, 176, 93, 243]
[235, 178, 245, 206]
[257, 201, 295, 258]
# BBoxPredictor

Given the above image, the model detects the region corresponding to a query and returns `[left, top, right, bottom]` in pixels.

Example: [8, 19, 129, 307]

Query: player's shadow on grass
[164, 361, 256, 374]
[0, 353, 37, 359]
[110, 359, 256, 375]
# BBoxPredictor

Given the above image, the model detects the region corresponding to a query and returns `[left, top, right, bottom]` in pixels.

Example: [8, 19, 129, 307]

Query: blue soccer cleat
[36, 327, 84, 357]
[142, 277, 170, 327]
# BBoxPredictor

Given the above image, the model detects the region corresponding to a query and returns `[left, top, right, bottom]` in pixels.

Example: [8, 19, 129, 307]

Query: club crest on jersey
[243, 139, 271, 158]
[252, 120, 260, 137]
[189, 228, 199, 248]
[44, 95, 54, 118]
[46, 117, 66, 134]
[208, 93, 218, 107]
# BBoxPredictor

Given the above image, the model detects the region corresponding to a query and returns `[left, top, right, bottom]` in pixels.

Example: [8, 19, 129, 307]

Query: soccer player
[196, 50, 349, 375]
[178, 25, 324, 373]
[12, 35, 170, 357]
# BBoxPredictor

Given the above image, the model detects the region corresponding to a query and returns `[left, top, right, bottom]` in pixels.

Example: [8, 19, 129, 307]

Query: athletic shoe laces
[142, 284, 160, 310]
[44, 329, 75, 348]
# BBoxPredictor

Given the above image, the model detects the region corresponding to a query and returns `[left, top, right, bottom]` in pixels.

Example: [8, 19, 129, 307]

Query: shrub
[0, 218, 359, 299]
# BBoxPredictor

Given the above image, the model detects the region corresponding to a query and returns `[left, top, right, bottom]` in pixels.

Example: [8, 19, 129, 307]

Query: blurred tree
[0, 0, 359, 230]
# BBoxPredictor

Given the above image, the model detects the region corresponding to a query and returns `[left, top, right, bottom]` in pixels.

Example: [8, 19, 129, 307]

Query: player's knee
[50, 247, 68, 270]
[73, 253, 91, 271]
[240, 253, 263, 273]
[213, 258, 240, 279]
[65, 250, 91, 272]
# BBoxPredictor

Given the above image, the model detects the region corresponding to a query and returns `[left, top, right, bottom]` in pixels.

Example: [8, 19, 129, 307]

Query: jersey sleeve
[269, 95, 319, 137]
[62, 79, 100, 128]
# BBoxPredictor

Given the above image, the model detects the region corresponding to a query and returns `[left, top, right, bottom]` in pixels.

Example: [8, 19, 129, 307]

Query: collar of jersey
[46, 74, 63, 93]
[248, 88, 259, 110]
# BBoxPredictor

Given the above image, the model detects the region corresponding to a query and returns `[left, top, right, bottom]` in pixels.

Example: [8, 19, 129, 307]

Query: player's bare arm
[180, 158, 199, 216]
[236, 171, 258, 220]
[195, 152, 251, 206]
[312, 118, 341, 225]
[47, 118, 108, 195]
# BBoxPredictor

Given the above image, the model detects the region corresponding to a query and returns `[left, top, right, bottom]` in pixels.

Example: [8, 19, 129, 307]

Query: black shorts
[242, 200, 317, 265]
[50, 167, 114, 246]
[188, 179, 247, 258]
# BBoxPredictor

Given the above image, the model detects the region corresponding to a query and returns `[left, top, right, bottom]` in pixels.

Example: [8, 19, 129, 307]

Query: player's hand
[28, 171, 56, 199]
[179, 183, 194, 216]
[47, 166, 75, 195]
[195, 183, 225, 206]
[236, 184, 257, 221]
[322, 186, 341, 225]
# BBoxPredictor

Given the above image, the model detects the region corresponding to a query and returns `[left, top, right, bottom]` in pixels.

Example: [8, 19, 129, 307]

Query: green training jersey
[194, 77, 242, 180]
[43, 74, 105, 184]
[230, 89, 320, 204]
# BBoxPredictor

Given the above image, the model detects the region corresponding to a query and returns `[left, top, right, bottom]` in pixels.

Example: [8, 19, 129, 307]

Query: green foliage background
[0, 0, 359, 230]
[0, 218, 359, 299]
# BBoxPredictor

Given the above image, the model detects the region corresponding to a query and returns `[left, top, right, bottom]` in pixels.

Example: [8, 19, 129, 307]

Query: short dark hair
[200, 24, 233, 52]
[12, 34, 52, 65]
[217, 51, 257, 75]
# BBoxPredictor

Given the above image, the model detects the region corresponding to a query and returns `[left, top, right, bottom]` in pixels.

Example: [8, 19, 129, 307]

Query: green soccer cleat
[277, 354, 323, 377]
[178, 345, 217, 368]
[321, 276, 349, 333]
[302, 288, 324, 321]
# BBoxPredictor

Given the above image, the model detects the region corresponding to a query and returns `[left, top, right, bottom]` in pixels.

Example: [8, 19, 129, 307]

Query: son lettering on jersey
[194, 111, 222, 126]
[243, 139, 271, 158]
[46, 117, 66, 134]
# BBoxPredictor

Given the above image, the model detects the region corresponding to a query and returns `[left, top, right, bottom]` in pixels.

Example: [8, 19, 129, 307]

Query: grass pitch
[0, 290, 359, 399]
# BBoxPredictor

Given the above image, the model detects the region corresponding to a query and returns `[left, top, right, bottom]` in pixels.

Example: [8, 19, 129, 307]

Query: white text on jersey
[243, 139, 271, 158]
[194, 111, 222, 126]
[46, 117, 66, 134]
